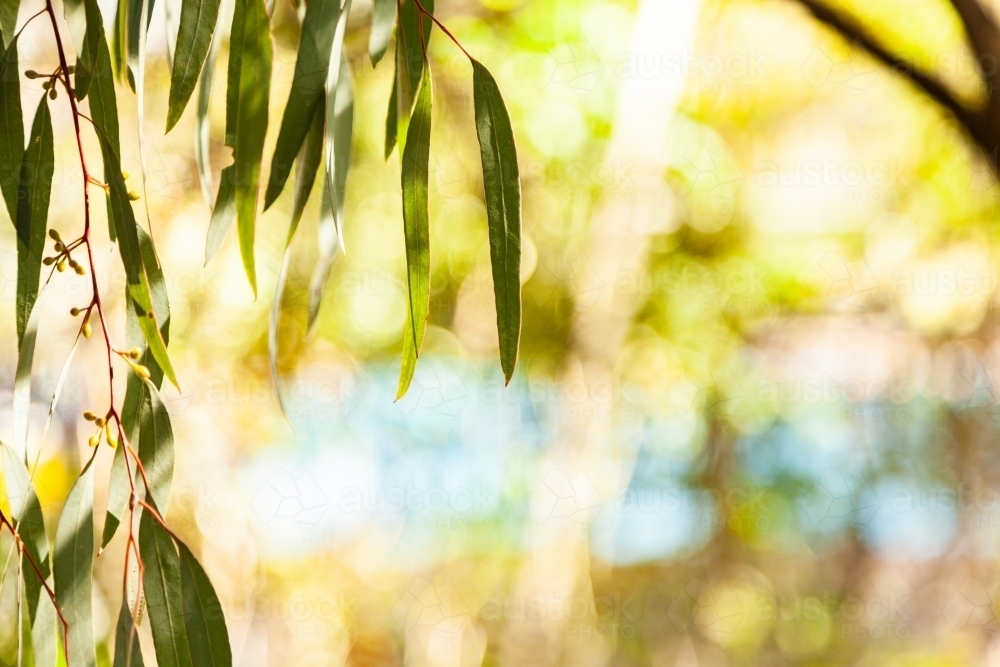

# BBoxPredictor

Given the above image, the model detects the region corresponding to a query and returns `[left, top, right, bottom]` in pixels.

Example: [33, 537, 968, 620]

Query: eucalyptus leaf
[166, 0, 222, 131]
[113, 597, 144, 667]
[471, 60, 521, 382]
[396, 63, 432, 400]
[368, 0, 395, 67]
[138, 380, 174, 511]
[0, 34, 22, 224]
[179, 543, 232, 667]
[16, 98, 53, 346]
[1, 440, 48, 624]
[139, 509, 194, 667]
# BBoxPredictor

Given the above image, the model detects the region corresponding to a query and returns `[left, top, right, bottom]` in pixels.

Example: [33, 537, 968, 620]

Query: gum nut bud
[83, 410, 97, 421]
[67, 65, 75, 73]
[74, 263, 86, 275]
[121, 170, 130, 180]
[49, 88, 57, 100]
[95, 417, 106, 427]
[136, 364, 151, 380]
[70, 307, 80, 316]
[88, 433, 100, 448]
[24, 70, 38, 79]
[106, 426, 118, 448]
[83, 322, 92, 338]
[54, 241, 64, 251]
[127, 190, 141, 201]
[43, 257, 55, 266]
[41, 79, 50, 89]
[129, 347, 142, 359]
[56, 258, 67, 272]
[48, 229, 60, 240]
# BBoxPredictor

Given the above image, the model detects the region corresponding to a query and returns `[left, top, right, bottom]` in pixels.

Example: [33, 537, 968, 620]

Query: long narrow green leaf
[138, 380, 173, 511]
[232, 0, 271, 295]
[262, 0, 340, 209]
[205, 164, 236, 263]
[165, 0, 222, 131]
[16, 98, 53, 346]
[384, 67, 397, 160]
[112, 597, 145, 667]
[179, 543, 232, 667]
[471, 60, 521, 382]
[101, 437, 131, 549]
[368, 0, 395, 67]
[395, 64, 432, 400]
[322, 5, 352, 253]
[13, 284, 45, 461]
[53, 455, 96, 667]
[1, 440, 48, 624]
[139, 510, 194, 667]
[0, 35, 22, 224]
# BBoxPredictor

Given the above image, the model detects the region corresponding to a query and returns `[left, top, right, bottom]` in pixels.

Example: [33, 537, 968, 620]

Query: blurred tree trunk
[791, 0, 1000, 168]
[497, 1, 702, 665]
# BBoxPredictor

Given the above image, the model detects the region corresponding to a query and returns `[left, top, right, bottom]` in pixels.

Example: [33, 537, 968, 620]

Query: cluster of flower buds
[69, 306, 93, 338]
[24, 65, 75, 100]
[83, 410, 118, 448]
[43, 229, 85, 275]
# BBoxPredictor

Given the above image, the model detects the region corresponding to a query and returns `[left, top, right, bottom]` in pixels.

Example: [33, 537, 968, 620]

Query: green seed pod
[74, 263, 86, 276]
[127, 190, 141, 201]
[106, 424, 118, 448]
[95, 417, 106, 427]
[129, 347, 142, 359]
[24, 70, 39, 79]
[83, 322, 92, 338]
[135, 364, 151, 380]
[54, 241, 64, 252]
[121, 170, 130, 180]
[43, 257, 55, 266]
[49, 88, 57, 100]
[56, 258, 67, 272]
[67, 65, 75, 73]
[83, 411, 97, 421]
[48, 229, 60, 241]
[88, 433, 100, 448]
[70, 307, 80, 316]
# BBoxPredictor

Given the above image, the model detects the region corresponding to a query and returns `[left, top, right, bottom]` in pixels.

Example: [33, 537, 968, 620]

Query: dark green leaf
[262, 0, 340, 209]
[113, 597, 144, 667]
[53, 455, 96, 667]
[289, 101, 325, 239]
[0, 0, 15, 47]
[101, 439, 130, 549]
[16, 98, 53, 346]
[205, 164, 236, 264]
[179, 543, 232, 667]
[139, 510, 194, 667]
[75, 0, 100, 99]
[396, 63, 432, 400]
[138, 380, 174, 511]
[196, 30, 221, 208]
[384, 67, 397, 160]
[165, 0, 222, 131]
[0, 35, 22, 224]
[471, 60, 521, 382]
[230, 0, 272, 295]
[368, 0, 395, 67]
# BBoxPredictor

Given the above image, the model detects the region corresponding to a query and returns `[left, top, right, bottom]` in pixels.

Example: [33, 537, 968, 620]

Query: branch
[948, 0, 1000, 90]
[788, 0, 981, 132]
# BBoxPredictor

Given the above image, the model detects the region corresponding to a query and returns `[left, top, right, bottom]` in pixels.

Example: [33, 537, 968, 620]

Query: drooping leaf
[384, 0, 432, 156]
[13, 283, 45, 461]
[310, 54, 353, 327]
[179, 543, 232, 667]
[322, 12, 352, 254]
[0, 35, 23, 224]
[205, 164, 236, 264]
[368, 0, 395, 67]
[99, 139, 178, 387]
[101, 437, 131, 550]
[1, 440, 48, 624]
[112, 597, 144, 667]
[53, 455, 97, 667]
[230, 0, 272, 295]
[138, 380, 174, 511]
[165, 0, 222, 131]
[125, 0, 154, 67]
[195, 29, 221, 208]
[139, 509, 194, 667]
[395, 64, 432, 400]
[16, 98, 53, 346]
[384, 67, 397, 160]
[262, 0, 340, 209]
[471, 60, 521, 383]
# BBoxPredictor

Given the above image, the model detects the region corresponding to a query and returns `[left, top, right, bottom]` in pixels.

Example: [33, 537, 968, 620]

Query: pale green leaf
[471, 60, 521, 382]
[368, 0, 395, 67]
[0, 0, 16, 47]
[138, 380, 173, 511]
[396, 64, 432, 400]
[205, 164, 235, 264]
[165, 0, 222, 131]
[384, 0, 432, 157]
[53, 455, 96, 667]
[1, 440, 48, 624]
[195, 29, 221, 208]
[112, 598, 144, 667]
